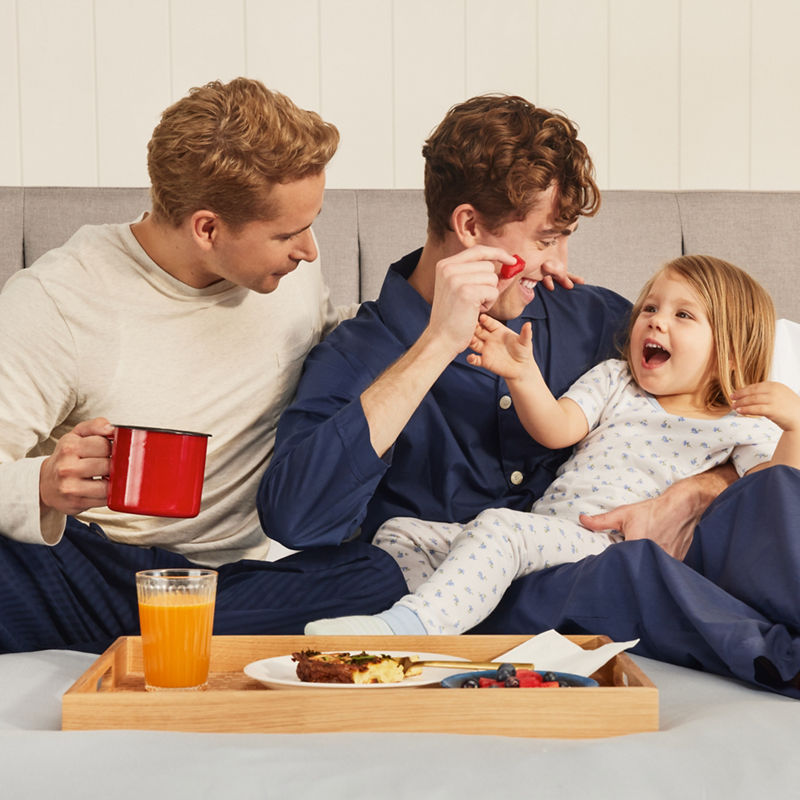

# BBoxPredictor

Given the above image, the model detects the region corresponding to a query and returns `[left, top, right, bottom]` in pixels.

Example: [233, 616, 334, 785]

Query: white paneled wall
[751, 0, 800, 189]
[681, 0, 751, 189]
[608, 0, 680, 188]
[2, 0, 800, 190]
[0, 0, 20, 184]
[95, 0, 171, 186]
[320, 0, 394, 187]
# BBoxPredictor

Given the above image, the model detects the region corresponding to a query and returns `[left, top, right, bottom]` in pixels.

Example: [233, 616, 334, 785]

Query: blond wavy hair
[422, 94, 599, 240]
[147, 77, 339, 227]
[625, 254, 776, 409]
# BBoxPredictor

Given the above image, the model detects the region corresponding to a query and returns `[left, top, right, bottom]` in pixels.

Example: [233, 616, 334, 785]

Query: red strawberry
[499, 254, 525, 280]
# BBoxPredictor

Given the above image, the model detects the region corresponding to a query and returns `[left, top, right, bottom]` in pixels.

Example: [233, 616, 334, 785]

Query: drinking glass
[135, 568, 217, 690]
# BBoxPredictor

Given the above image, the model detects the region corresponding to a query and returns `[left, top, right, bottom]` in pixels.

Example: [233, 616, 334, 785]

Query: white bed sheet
[1, 649, 798, 799]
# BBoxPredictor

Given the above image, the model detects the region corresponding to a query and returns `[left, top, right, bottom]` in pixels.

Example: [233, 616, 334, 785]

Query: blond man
[0, 78, 405, 652]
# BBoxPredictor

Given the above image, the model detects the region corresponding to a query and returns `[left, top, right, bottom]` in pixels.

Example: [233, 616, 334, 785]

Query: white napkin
[492, 629, 639, 677]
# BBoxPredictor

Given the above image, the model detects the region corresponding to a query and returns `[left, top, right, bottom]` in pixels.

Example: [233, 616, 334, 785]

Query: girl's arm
[731, 381, 800, 472]
[467, 314, 589, 449]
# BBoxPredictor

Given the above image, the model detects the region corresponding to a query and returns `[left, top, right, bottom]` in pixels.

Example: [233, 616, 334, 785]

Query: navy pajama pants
[4, 467, 800, 699]
[0, 520, 407, 654]
[475, 465, 800, 698]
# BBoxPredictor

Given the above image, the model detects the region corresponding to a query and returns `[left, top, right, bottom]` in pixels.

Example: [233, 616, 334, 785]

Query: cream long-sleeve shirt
[0, 220, 343, 566]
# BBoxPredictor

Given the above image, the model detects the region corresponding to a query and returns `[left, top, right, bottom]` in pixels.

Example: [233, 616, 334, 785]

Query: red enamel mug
[107, 425, 211, 518]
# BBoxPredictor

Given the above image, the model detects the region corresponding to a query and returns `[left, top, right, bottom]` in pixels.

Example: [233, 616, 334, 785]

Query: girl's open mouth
[643, 341, 670, 366]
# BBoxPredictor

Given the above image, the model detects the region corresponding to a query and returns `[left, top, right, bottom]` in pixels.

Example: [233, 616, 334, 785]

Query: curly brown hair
[147, 77, 339, 228]
[422, 94, 599, 240]
[625, 254, 776, 409]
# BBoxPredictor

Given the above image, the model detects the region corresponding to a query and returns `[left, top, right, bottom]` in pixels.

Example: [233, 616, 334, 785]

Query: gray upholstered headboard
[2, 188, 799, 319]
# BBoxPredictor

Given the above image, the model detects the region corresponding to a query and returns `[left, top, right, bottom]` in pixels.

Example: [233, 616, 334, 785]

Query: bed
[1, 187, 799, 798]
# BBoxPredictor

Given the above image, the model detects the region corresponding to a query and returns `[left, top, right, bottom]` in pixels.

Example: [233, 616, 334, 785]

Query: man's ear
[450, 204, 482, 247]
[189, 210, 219, 251]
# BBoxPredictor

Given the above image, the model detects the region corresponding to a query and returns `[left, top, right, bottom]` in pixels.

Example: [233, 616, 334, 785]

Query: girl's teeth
[644, 343, 670, 364]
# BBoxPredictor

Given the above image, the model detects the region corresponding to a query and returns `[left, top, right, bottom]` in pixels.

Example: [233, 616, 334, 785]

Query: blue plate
[440, 669, 599, 688]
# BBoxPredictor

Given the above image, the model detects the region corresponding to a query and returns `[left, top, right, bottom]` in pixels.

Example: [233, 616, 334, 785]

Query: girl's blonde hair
[625, 254, 775, 409]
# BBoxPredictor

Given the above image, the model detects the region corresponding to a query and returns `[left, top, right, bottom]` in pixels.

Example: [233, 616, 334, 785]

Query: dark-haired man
[261, 94, 800, 697]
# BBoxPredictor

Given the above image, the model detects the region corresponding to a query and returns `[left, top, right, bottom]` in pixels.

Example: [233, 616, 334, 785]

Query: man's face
[478, 184, 576, 321]
[206, 171, 325, 294]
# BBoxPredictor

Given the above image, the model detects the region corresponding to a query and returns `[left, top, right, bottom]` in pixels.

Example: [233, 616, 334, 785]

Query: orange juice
[138, 594, 215, 689]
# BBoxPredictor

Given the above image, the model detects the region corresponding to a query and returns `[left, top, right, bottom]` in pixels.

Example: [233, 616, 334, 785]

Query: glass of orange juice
[135, 568, 217, 691]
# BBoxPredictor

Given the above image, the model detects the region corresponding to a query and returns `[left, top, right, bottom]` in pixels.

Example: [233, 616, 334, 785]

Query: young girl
[306, 255, 800, 636]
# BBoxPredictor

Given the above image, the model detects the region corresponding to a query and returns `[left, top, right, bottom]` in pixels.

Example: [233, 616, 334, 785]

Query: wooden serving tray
[62, 634, 658, 738]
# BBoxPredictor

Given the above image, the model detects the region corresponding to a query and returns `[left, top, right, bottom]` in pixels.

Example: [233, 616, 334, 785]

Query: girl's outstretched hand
[467, 314, 534, 381]
[731, 381, 800, 431]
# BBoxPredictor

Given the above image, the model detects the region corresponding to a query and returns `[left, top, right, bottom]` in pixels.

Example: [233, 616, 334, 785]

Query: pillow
[769, 318, 800, 394]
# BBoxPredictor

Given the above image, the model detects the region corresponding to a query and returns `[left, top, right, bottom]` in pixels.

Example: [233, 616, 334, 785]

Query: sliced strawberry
[500, 254, 525, 280]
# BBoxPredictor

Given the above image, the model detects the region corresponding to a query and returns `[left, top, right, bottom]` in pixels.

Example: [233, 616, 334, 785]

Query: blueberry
[461, 677, 479, 688]
[558, 680, 571, 687]
[496, 663, 516, 682]
[504, 676, 520, 688]
[541, 671, 557, 682]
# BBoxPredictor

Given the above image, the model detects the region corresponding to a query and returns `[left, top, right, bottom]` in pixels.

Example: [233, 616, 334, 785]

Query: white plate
[244, 651, 469, 690]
